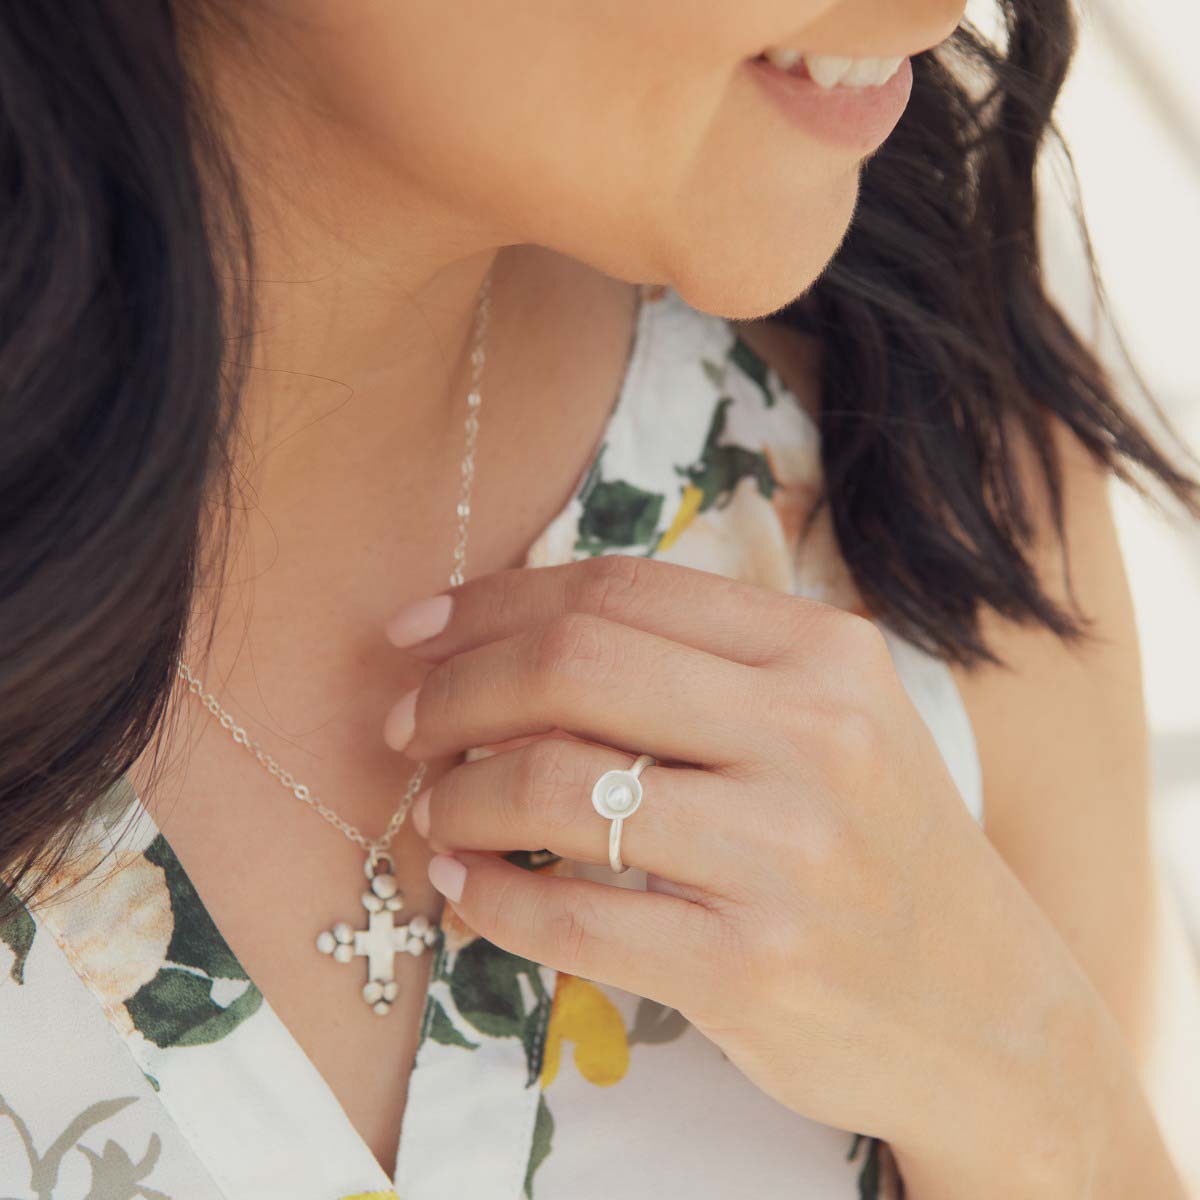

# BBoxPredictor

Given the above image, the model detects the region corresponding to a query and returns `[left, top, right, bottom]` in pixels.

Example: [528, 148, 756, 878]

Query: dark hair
[0, 0, 252, 905]
[784, 1, 1200, 664]
[2, 0, 1198, 906]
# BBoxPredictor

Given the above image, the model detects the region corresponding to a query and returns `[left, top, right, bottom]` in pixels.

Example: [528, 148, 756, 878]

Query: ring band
[591, 753, 655, 874]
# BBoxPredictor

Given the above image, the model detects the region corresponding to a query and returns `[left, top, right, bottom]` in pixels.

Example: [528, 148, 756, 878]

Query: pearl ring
[591, 753, 656, 874]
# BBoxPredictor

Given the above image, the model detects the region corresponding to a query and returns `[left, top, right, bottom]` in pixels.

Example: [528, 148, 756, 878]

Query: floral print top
[0, 283, 983, 1200]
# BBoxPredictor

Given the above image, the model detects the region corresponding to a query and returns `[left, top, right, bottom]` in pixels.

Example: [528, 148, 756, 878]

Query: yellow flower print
[540, 973, 630, 1089]
[437, 897, 481, 956]
[656, 476, 795, 592]
[656, 483, 704, 554]
[42, 846, 173, 1036]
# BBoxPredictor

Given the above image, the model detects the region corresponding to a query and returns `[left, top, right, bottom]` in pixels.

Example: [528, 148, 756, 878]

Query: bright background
[968, 0, 1200, 947]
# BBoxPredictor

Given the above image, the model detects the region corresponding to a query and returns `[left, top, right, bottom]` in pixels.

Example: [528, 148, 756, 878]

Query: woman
[1, 1, 1197, 1197]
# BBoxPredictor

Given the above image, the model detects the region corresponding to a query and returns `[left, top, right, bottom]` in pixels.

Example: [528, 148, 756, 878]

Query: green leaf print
[523, 1092, 555, 1199]
[575, 445, 664, 554]
[126, 965, 262, 1048]
[449, 939, 552, 1086]
[429, 934, 454, 986]
[449, 941, 527, 1038]
[120, 836, 264, 1047]
[427, 996, 479, 1050]
[728, 335, 777, 408]
[144, 834, 248, 982]
[627, 997, 690, 1047]
[0, 900, 35, 985]
[676, 396, 778, 513]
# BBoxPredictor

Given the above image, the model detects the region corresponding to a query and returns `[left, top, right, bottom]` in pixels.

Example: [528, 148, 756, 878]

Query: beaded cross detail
[315, 865, 440, 1015]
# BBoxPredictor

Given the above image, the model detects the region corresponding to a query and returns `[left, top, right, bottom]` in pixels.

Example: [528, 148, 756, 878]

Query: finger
[433, 848, 715, 1011]
[387, 554, 824, 668]
[395, 613, 771, 767]
[465, 728, 592, 757]
[424, 737, 741, 889]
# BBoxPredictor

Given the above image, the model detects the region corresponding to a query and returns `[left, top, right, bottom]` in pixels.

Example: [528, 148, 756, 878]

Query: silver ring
[591, 753, 655, 874]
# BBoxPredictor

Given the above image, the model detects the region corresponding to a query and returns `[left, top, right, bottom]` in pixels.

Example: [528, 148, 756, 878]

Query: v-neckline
[61, 281, 669, 1198]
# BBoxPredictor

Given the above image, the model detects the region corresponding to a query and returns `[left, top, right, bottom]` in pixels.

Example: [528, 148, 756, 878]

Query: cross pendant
[315, 866, 440, 1015]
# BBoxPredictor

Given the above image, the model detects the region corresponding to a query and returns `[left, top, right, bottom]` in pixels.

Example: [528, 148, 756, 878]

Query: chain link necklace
[175, 265, 494, 1015]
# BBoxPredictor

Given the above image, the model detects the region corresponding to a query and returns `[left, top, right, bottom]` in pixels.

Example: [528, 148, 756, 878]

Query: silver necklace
[175, 265, 493, 1015]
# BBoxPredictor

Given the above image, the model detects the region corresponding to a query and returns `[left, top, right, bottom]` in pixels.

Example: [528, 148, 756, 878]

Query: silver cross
[315, 865, 439, 1015]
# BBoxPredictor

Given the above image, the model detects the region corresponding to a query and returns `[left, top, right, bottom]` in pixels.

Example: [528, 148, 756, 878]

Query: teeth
[806, 54, 855, 88]
[763, 46, 803, 72]
[842, 58, 891, 86]
[761, 49, 905, 91]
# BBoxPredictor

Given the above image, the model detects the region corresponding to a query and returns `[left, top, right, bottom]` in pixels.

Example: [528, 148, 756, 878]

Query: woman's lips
[746, 53, 914, 153]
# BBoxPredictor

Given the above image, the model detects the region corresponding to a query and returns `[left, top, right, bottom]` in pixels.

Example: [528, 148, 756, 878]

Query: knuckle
[421, 653, 464, 719]
[819, 702, 884, 770]
[570, 553, 645, 621]
[780, 697, 886, 797]
[773, 596, 820, 652]
[785, 802, 870, 902]
[680, 919, 748, 1029]
[424, 779, 453, 846]
[766, 687, 817, 749]
[711, 911, 813, 1017]
[829, 611, 892, 674]
[768, 667, 888, 784]
[494, 567, 531, 625]
[511, 738, 578, 835]
[541, 894, 604, 968]
[532, 612, 616, 683]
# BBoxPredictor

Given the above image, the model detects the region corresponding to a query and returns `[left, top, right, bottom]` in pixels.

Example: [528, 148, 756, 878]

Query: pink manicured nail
[412, 787, 432, 838]
[428, 854, 466, 903]
[383, 688, 419, 751]
[385, 594, 453, 648]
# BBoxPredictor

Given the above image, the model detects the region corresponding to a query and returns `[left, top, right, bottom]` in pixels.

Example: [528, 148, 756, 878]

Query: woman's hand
[381, 555, 1110, 1190]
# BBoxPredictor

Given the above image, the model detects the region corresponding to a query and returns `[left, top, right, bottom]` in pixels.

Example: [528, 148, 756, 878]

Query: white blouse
[0, 281, 982, 1200]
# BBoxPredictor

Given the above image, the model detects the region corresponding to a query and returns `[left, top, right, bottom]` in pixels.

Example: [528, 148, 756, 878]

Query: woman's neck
[167, 246, 639, 831]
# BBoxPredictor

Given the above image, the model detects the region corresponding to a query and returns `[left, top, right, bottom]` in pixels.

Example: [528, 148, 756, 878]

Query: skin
[391, 550, 1183, 1195]
[131, 0, 1198, 1189]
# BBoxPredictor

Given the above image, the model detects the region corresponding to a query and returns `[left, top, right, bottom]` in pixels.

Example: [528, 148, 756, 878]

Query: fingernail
[428, 854, 465, 903]
[383, 688, 419, 751]
[385, 594, 453, 648]
[412, 787, 432, 838]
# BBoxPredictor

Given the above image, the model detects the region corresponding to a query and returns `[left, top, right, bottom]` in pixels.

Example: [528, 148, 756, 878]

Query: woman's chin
[668, 244, 842, 322]
[665, 186, 860, 321]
